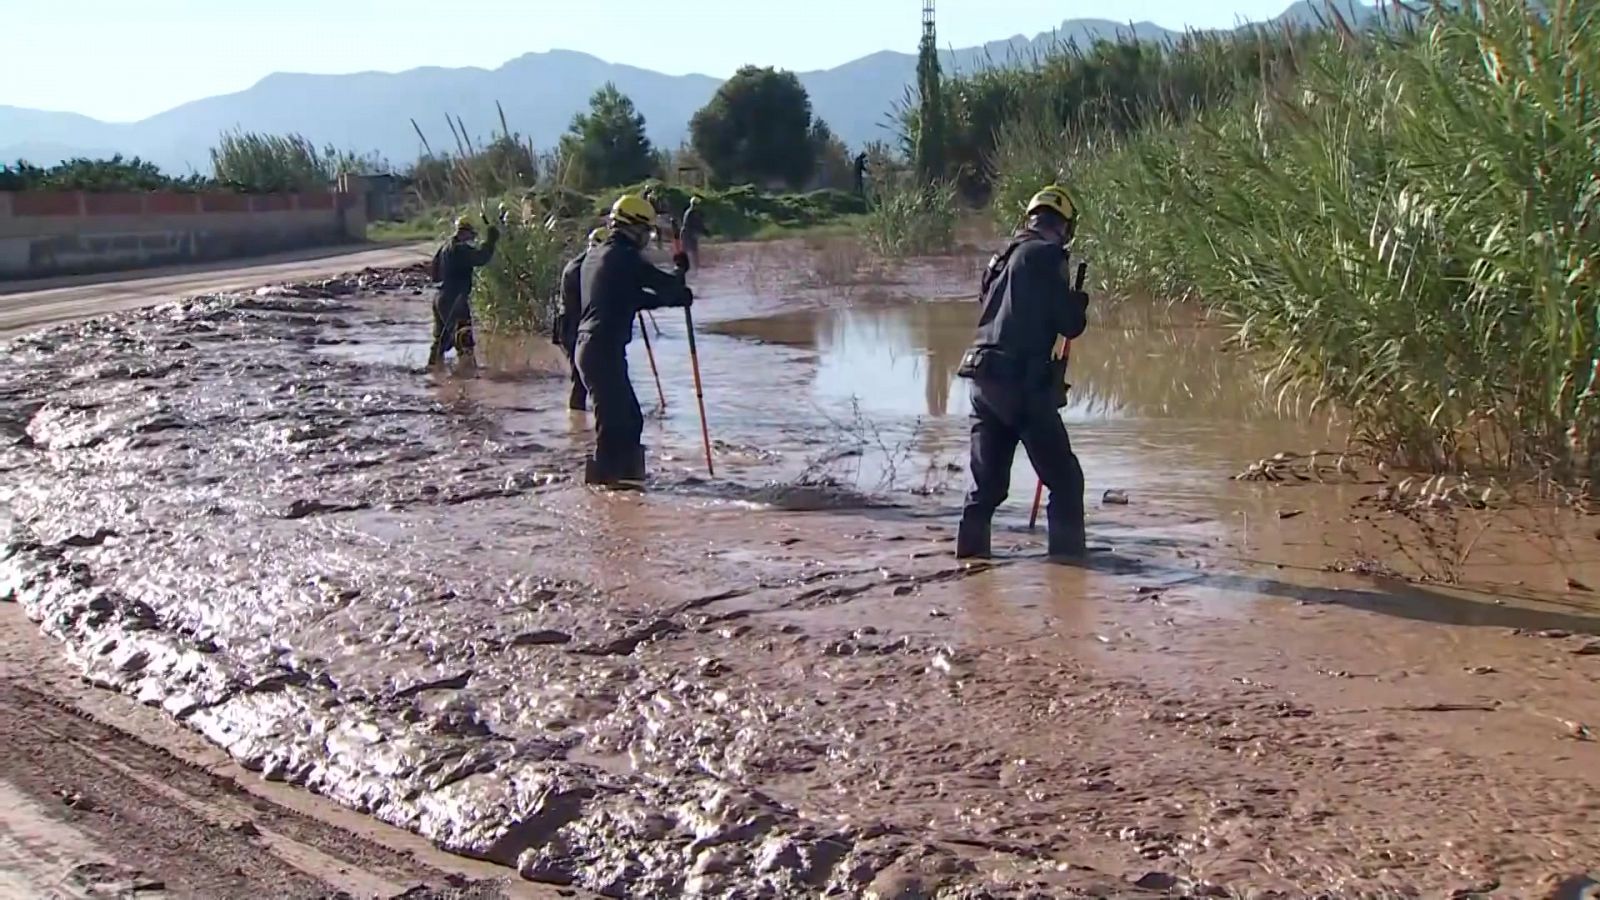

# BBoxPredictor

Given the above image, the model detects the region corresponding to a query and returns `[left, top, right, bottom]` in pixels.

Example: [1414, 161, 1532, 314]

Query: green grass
[989, 0, 1600, 478]
[368, 218, 448, 243]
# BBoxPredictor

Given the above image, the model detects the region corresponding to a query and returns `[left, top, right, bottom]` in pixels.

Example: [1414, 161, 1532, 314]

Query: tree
[560, 83, 655, 191]
[808, 119, 853, 191]
[914, 14, 947, 183]
[690, 66, 815, 189]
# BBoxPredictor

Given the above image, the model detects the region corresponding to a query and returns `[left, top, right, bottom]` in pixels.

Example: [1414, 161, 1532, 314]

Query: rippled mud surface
[3, 241, 1600, 898]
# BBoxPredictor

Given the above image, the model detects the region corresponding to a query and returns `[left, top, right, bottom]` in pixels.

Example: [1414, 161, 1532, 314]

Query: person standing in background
[680, 196, 707, 271]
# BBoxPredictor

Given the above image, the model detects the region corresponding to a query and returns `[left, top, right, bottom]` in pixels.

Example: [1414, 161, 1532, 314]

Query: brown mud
[2, 239, 1599, 898]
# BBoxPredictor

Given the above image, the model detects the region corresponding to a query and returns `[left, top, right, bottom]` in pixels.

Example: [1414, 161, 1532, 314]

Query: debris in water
[1561, 720, 1594, 741]
[1103, 489, 1130, 505]
[1566, 578, 1593, 593]
[1464, 665, 1497, 675]
[1277, 508, 1304, 520]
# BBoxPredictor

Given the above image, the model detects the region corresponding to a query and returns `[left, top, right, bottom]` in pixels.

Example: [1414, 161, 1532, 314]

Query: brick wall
[0, 190, 368, 280]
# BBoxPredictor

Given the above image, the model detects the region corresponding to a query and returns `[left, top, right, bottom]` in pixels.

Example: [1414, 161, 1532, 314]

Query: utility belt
[957, 347, 1071, 409]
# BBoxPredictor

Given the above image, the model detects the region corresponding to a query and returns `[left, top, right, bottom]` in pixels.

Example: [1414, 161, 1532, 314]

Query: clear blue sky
[5, 0, 1297, 122]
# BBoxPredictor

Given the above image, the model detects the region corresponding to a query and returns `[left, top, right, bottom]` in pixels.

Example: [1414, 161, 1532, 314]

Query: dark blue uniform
[956, 230, 1089, 558]
[556, 251, 588, 411]
[575, 236, 692, 484]
[426, 227, 498, 366]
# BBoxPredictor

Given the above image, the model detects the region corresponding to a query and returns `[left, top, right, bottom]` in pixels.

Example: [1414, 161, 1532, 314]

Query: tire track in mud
[0, 679, 511, 899]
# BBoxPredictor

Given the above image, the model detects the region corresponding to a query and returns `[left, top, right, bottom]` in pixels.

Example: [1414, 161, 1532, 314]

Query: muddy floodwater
[3, 241, 1599, 898]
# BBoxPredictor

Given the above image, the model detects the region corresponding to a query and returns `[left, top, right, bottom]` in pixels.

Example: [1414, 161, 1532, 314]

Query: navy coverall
[956, 230, 1089, 558]
[574, 235, 692, 484]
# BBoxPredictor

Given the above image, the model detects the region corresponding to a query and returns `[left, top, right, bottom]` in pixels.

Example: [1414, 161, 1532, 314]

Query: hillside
[0, 1, 1379, 173]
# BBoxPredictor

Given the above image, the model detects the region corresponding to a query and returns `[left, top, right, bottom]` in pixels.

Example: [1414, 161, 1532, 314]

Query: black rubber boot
[583, 456, 605, 486]
[1046, 509, 1087, 560]
[617, 446, 647, 489]
[955, 515, 992, 560]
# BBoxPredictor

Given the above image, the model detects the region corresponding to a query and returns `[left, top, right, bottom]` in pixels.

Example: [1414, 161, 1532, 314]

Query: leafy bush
[0, 155, 203, 192]
[588, 182, 867, 240]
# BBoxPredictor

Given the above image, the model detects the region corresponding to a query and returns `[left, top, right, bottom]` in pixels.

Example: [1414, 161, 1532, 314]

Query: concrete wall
[0, 190, 369, 280]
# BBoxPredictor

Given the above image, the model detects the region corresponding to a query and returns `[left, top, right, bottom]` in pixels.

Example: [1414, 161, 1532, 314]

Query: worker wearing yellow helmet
[572, 195, 694, 487]
[426, 214, 500, 368]
[551, 226, 612, 412]
[954, 183, 1090, 560]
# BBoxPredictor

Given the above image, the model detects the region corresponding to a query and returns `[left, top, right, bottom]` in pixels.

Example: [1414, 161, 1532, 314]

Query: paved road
[0, 242, 431, 338]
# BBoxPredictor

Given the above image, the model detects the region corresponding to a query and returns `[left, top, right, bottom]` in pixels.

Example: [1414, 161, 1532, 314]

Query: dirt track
[2, 241, 1599, 898]
[0, 242, 431, 337]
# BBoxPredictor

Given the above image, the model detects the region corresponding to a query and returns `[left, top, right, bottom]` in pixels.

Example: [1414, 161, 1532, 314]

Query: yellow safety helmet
[587, 227, 610, 246]
[609, 193, 655, 228]
[1025, 185, 1077, 222]
[452, 215, 476, 233]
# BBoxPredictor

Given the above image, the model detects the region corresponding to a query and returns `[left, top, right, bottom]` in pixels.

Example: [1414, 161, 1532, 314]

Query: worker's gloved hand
[1066, 288, 1089, 310]
[681, 287, 695, 307]
[672, 251, 691, 273]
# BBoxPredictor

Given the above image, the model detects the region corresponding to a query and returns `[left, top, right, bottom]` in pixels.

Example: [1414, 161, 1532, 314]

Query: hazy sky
[5, 0, 1296, 122]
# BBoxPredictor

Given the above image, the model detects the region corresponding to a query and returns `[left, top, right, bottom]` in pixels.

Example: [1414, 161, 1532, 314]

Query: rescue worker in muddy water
[575, 193, 693, 487]
[553, 226, 610, 412]
[955, 184, 1090, 561]
[426, 215, 500, 368]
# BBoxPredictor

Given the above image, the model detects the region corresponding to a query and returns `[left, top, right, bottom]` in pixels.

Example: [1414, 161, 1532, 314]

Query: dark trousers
[428, 291, 474, 365]
[962, 376, 1085, 542]
[560, 332, 587, 411]
[574, 335, 643, 480]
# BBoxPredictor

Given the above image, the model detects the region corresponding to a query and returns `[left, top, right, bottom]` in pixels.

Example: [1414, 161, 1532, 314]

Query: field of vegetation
[912, 0, 1597, 480]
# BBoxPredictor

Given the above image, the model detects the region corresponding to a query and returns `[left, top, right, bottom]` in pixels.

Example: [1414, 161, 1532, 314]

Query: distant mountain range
[0, 1, 1379, 175]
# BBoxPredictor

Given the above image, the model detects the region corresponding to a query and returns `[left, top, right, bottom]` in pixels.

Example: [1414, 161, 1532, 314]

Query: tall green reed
[1038, 0, 1599, 475]
[865, 180, 958, 257]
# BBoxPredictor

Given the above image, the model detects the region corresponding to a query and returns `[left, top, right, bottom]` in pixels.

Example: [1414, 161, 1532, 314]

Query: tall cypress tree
[914, 0, 946, 184]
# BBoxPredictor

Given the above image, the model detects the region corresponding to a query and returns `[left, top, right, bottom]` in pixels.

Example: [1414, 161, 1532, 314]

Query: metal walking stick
[637, 313, 667, 409]
[684, 308, 715, 476]
[1030, 260, 1088, 530]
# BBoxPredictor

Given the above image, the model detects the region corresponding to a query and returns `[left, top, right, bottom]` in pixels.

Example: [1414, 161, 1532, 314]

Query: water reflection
[712, 299, 1303, 425]
[710, 299, 1344, 516]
